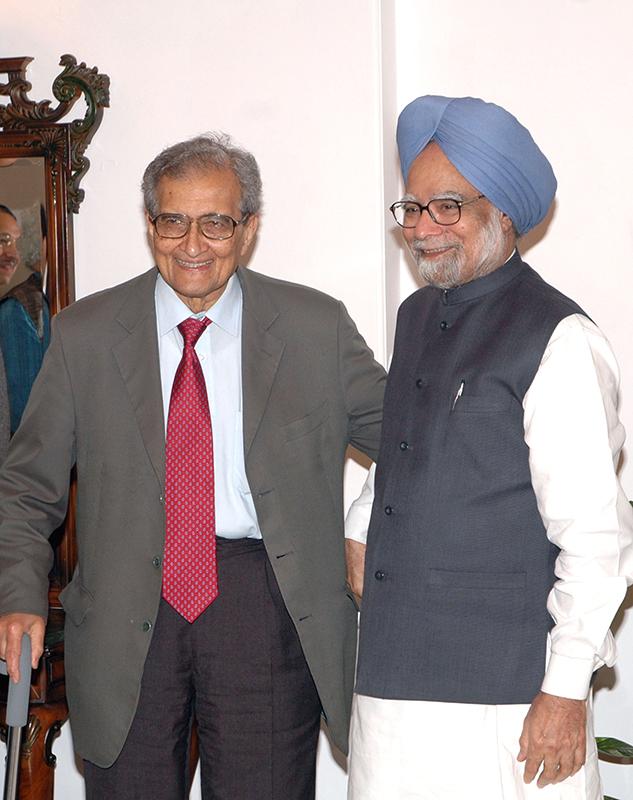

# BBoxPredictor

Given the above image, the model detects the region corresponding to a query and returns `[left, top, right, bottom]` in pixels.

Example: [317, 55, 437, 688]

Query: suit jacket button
[374, 570, 386, 581]
[384, 505, 393, 515]
[439, 320, 448, 330]
[399, 441, 409, 451]
[416, 378, 423, 388]
[142, 621, 152, 632]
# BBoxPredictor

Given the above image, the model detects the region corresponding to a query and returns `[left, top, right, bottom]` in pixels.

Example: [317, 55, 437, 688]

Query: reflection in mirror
[0, 54, 110, 593]
[0, 62, 110, 797]
[0, 158, 50, 436]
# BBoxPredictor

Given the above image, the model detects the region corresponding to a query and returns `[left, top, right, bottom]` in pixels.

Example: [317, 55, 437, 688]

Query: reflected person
[0, 348, 9, 462]
[0, 204, 50, 434]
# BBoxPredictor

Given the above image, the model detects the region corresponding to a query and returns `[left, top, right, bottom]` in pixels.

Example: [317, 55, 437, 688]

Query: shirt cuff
[344, 464, 376, 545]
[541, 652, 595, 700]
[345, 502, 372, 543]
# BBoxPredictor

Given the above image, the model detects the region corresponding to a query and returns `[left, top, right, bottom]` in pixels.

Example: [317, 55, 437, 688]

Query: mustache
[0, 256, 18, 268]
[409, 236, 462, 253]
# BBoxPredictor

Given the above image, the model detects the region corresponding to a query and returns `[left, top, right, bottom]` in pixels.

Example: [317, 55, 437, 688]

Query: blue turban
[396, 95, 556, 236]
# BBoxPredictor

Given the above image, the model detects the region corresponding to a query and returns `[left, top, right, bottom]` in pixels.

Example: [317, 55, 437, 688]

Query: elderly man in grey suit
[0, 133, 385, 799]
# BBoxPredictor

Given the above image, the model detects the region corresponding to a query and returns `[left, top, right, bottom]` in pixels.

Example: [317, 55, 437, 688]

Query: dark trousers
[84, 538, 322, 800]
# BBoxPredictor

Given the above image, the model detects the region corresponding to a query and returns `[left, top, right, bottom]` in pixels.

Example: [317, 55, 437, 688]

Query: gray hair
[142, 132, 262, 218]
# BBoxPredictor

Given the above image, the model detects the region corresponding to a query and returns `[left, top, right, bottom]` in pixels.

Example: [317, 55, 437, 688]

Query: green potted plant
[596, 736, 633, 800]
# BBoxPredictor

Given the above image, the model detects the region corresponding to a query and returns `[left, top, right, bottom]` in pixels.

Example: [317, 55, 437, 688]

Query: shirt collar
[155, 271, 242, 337]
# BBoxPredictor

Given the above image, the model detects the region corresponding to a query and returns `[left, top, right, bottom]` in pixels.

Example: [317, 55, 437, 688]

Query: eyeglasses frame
[150, 211, 251, 241]
[390, 194, 485, 228]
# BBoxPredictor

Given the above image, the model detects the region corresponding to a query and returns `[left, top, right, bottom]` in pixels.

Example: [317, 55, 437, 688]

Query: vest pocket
[427, 568, 526, 590]
[450, 395, 512, 414]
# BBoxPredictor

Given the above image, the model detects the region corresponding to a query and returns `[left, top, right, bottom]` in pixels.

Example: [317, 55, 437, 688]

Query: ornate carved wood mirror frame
[0, 56, 109, 797]
[0, 55, 109, 595]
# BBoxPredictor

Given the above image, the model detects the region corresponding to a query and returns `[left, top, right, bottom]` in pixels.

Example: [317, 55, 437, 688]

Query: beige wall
[2, 0, 632, 797]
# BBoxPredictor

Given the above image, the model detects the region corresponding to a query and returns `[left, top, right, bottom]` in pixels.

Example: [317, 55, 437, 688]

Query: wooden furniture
[0, 55, 109, 800]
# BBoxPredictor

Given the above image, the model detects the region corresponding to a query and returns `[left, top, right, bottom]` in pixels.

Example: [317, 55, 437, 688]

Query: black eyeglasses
[390, 195, 485, 227]
[151, 212, 249, 241]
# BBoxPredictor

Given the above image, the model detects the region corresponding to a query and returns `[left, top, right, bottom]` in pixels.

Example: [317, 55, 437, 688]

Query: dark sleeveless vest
[355, 253, 586, 704]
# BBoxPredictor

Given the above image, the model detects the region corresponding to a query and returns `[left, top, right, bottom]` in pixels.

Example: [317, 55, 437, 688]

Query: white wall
[2, 1, 632, 798]
[388, 2, 633, 798]
[2, 1, 386, 797]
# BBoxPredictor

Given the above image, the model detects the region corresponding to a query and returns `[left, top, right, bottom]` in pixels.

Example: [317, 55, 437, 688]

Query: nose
[412, 207, 444, 238]
[181, 221, 207, 256]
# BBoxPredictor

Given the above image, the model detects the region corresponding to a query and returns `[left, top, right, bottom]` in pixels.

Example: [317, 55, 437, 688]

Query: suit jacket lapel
[238, 267, 285, 457]
[112, 268, 166, 489]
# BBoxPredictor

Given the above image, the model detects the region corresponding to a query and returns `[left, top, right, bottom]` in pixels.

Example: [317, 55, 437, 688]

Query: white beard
[409, 209, 508, 289]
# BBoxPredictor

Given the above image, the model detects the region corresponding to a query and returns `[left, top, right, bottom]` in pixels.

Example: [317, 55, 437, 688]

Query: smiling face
[146, 167, 259, 312]
[403, 142, 515, 288]
[0, 210, 21, 287]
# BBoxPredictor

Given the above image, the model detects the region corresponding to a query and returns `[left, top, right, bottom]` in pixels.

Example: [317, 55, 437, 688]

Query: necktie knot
[178, 316, 210, 348]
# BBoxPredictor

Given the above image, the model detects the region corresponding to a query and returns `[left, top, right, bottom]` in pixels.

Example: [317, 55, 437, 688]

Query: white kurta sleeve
[345, 462, 376, 544]
[522, 313, 633, 700]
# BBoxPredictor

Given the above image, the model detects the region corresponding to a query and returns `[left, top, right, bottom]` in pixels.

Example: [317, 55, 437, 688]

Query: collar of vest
[438, 250, 524, 306]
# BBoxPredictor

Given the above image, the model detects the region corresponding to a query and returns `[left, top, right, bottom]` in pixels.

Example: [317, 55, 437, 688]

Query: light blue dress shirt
[155, 272, 262, 539]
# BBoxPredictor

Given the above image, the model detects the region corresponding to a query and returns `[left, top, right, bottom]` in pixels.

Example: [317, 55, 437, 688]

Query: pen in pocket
[452, 380, 465, 410]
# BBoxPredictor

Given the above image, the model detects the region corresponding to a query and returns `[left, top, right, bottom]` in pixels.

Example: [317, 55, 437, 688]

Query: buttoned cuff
[541, 652, 595, 700]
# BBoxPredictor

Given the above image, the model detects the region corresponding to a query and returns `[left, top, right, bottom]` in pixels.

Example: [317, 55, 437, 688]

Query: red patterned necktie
[162, 316, 218, 622]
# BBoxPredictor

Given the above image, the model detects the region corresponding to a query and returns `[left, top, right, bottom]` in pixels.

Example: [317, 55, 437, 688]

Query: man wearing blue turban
[344, 96, 633, 799]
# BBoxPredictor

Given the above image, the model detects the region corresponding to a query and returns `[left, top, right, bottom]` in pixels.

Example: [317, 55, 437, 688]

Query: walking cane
[1, 635, 32, 800]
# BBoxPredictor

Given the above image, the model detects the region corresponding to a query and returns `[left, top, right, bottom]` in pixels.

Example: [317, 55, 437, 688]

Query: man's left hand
[345, 538, 366, 607]
[518, 691, 586, 787]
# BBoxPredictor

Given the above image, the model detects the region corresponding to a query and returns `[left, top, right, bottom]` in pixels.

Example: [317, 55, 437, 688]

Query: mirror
[0, 158, 49, 448]
[0, 56, 109, 798]
[0, 55, 110, 590]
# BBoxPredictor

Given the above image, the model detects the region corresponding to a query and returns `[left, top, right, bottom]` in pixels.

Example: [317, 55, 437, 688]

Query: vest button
[399, 441, 409, 451]
[415, 378, 423, 388]
[152, 556, 162, 568]
[142, 621, 152, 632]
[374, 570, 386, 581]
[439, 320, 448, 330]
[384, 505, 393, 515]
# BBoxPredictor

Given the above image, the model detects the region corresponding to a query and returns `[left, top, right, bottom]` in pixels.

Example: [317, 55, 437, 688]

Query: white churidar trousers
[348, 693, 601, 800]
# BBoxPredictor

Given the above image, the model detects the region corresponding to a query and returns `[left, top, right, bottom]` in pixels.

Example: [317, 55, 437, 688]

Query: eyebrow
[401, 191, 465, 203]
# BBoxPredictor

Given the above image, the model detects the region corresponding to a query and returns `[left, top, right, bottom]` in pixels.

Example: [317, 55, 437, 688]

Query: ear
[145, 211, 158, 247]
[239, 213, 259, 257]
[500, 212, 515, 235]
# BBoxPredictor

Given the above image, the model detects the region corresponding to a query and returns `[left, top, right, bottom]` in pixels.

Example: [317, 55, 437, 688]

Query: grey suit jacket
[0, 265, 385, 766]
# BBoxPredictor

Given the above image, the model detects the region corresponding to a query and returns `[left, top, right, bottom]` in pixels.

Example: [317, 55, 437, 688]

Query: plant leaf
[596, 736, 633, 758]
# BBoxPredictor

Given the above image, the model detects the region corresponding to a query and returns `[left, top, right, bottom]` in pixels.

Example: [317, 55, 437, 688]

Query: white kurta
[345, 313, 633, 799]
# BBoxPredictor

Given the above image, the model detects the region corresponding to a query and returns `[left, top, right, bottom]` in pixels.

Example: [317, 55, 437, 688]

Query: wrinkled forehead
[155, 166, 242, 212]
[158, 164, 239, 192]
[405, 142, 481, 199]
